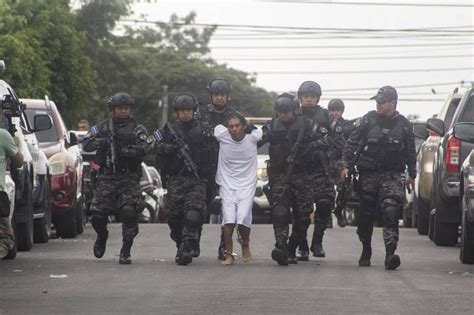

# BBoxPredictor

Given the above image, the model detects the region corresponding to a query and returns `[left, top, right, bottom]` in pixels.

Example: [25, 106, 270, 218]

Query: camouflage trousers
[0, 217, 14, 258]
[164, 176, 206, 246]
[307, 172, 336, 245]
[271, 172, 313, 246]
[357, 170, 405, 250]
[90, 173, 144, 226]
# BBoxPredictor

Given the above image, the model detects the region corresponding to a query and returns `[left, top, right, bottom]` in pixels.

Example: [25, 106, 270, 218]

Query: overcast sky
[126, 0, 473, 120]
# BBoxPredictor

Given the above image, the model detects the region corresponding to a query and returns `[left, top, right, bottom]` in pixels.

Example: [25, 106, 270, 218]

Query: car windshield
[25, 109, 59, 142]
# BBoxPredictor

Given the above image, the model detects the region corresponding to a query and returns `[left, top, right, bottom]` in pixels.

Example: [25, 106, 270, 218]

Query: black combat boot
[176, 241, 193, 266]
[358, 244, 372, 267]
[91, 215, 108, 259]
[297, 239, 309, 261]
[385, 245, 400, 270]
[93, 230, 108, 259]
[311, 243, 326, 258]
[218, 227, 225, 261]
[271, 242, 289, 266]
[190, 240, 200, 258]
[287, 237, 298, 264]
[119, 226, 138, 265]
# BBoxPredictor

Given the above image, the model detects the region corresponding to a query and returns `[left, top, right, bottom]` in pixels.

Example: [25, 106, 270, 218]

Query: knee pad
[121, 205, 137, 228]
[91, 215, 107, 232]
[272, 204, 289, 227]
[185, 210, 202, 229]
[381, 198, 400, 227]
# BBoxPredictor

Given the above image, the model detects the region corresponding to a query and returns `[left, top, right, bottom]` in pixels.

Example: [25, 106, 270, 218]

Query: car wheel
[416, 197, 430, 235]
[402, 203, 413, 228]
[428, 209, 435, 241]
[76, 196, 86, 235]
[16, 179, 34, 252]
[55, 205, 78, 239]
[34, 177, 51, 244]
[433, 215, 458, 246]
[460, 209, 474, 264]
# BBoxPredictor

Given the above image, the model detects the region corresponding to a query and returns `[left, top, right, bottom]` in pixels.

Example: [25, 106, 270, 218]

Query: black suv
[427, 88, 474, 246]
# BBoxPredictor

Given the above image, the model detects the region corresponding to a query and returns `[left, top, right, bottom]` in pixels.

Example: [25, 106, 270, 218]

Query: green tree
[0, 0, 96, 126]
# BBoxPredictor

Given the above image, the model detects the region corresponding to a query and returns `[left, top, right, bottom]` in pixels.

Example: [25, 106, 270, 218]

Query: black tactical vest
[162, 119, 217, 178]
[357, 116, 406, 172]
[269, 115, 309, 173]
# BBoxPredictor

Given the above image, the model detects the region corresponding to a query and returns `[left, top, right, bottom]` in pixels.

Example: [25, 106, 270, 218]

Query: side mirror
[33, 114, 52, 132]
[453, 122, 474, 143]
[69, 131, 78, 146]
[413, 123, 429, 140]
[426, 118, 445, 137]
[0, 60, 5, 74]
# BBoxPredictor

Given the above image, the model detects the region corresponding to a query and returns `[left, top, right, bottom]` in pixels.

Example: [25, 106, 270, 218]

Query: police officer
[82, 93, 148, 264]
[328, 98, 355, 140]
[340, 86, 416, 270]
[260, 93, 326, 265]
[154, 94, 216, 266]
[197, 78, 239, 261]
[296, 81, 343, 261]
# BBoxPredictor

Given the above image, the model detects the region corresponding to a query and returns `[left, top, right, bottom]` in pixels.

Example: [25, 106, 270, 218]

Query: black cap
[297, 81, 322, 97]
[207, 78, 231, 94]
[370, 86, 398, 103]
[172, 94, 198, 110]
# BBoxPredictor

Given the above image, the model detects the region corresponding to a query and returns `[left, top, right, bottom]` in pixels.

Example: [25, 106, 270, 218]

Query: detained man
[214, 113, 262, 265]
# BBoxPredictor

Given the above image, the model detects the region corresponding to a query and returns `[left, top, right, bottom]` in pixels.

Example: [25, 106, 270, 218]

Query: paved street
[1, 223, 473, 314]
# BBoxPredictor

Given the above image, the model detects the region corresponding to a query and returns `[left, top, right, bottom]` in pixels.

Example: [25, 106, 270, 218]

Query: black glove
[157, 143, 179, 155]
[245, 124, 257, 134]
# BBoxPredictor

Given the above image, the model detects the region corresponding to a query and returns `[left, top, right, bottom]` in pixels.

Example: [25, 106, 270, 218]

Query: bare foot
[222, 254, 234, 266]
[242, 244, 253, 262]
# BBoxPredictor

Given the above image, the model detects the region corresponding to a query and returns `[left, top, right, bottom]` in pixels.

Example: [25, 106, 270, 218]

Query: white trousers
[220, 185, 255, 228]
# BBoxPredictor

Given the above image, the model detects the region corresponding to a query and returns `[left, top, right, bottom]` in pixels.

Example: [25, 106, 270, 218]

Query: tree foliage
[0, 0, 96, 125]
[1, 0, 274, 130]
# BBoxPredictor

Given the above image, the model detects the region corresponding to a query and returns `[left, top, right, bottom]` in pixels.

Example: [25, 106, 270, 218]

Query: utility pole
[161, 85, 168, 128]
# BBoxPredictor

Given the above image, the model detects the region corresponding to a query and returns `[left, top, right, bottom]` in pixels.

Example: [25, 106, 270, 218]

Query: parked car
[402, 122, 429, 227]
[23, 97, 85, 238]
[414, 91, 462, 235]
[147, 166, 167, 223]
[427, 87, 474, 246]
[1, 68, 52, 251]
[453, 122, 474, 263]
[139, 163, 160, 223]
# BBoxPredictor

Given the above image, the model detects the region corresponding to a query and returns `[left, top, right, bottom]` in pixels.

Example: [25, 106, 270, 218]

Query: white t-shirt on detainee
[214, 124, 262, 190]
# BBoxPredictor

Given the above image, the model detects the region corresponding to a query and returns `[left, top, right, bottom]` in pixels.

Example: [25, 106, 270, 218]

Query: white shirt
[214, 124, 262, 189]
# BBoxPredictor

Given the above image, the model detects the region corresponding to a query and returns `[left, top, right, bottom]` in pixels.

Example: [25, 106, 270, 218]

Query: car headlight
[257, 167, 268, 181]
[48, 153, 67, 175]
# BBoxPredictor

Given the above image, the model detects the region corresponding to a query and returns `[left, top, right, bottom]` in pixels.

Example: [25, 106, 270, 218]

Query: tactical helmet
[172, 94, 198, 110]
[108, 92, 134, 109]
[274, 93, 299, 113]
[207, 78, 231, 94]
[297, 81, 322, 97]
[328, 99, 345, 111]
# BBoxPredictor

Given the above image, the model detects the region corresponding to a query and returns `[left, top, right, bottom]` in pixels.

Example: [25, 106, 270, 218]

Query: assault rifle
[282, 121, 306, 190]
[107, 118, 118, 174]
[166, 122, 200, 180]
[334, 141, 365, 227]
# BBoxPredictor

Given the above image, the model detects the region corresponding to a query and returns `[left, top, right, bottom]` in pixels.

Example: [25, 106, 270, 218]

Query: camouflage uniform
[341, 108, 416, 267]
[260, 113, 327, 265]
[83, 116, 148, 262]
[154, 119, 216, 265]
[299, 105, 344, 257]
